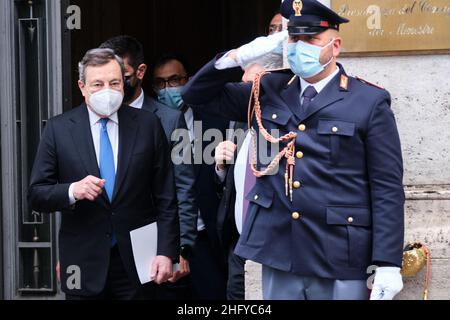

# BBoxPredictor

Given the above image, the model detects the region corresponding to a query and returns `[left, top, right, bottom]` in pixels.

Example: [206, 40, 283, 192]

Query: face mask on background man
[288, 38, 335, 79]
[88, 88, 123, 117]
[157, 86, 184, 110]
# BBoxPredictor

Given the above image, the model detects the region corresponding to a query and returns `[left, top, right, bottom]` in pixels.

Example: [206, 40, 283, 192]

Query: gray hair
[78, 48, 125, 83]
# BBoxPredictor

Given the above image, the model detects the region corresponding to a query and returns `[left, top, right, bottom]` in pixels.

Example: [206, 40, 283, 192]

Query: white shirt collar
[129, 89, 145, 109]
[87, 105, 119, 127]
[300, 66, 340, 98]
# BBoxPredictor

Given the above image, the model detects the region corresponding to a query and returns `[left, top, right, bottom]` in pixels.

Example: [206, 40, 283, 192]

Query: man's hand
[242, 64, 266, 83]
[151, 256, 173, 285]
[215, 141, 238, 171]
[370, 267, 404, 300]
[235, 30, 288, 68]
[168, 256, 190, 283]
[73, 176, 105, 201]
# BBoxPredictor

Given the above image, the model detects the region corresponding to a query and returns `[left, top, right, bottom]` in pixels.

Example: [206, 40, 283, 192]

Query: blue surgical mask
[157, 86, 184, 110]
[287, 38, 334, 79]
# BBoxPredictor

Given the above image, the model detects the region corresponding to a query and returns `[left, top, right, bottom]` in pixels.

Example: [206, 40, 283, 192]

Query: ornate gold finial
[293, 0, 303, 17]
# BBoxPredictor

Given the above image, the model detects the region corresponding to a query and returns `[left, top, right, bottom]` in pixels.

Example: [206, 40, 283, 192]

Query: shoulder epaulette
[286, 75, 298, 87]
[355, 76, 385, 90]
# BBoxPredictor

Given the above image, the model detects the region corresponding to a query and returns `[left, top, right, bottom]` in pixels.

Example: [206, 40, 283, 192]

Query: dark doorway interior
[68, 0, 280, 107]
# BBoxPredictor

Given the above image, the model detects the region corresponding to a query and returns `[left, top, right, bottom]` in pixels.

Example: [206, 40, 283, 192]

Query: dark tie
[99, 118, 117, 247]
[242, 142, 257, 230]
[301, 86, 318, 114]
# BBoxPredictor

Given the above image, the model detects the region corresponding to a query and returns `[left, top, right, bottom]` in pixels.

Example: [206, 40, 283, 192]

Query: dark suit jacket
[182, 57, 405, 280]
[191, 109, 229, 268]
[142, 95, 198, 248]
[28, 104, 180, 296]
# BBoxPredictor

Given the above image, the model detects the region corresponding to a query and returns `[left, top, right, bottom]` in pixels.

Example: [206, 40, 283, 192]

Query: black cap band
[287, 20, 339, 35]
[288, 26, 327, 35]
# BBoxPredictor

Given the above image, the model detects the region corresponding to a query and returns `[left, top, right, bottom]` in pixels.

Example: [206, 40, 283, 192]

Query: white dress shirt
[129, 89, 145, 109]
[233, 132, 252, 235]
[184, 107, 195, 148]
[68, 106, 119, 204]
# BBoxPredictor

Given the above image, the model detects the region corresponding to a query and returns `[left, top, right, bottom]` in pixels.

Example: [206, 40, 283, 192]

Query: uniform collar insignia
[340, 74, 349, 91]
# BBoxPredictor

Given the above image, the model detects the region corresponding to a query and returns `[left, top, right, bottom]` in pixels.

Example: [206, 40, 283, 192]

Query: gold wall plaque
[332, 0, 450, 53]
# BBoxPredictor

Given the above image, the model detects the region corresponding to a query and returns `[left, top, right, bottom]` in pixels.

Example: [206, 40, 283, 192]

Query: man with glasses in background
[152, 54, 230, 300]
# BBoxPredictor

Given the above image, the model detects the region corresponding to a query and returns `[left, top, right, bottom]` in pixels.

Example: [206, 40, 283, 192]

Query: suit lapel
[301, 67, 349, 121]
[69, 105, 109, 207]
[112, 106, 138, 202]
[280, 76, 303, 121]
[69, 105, 101, 178]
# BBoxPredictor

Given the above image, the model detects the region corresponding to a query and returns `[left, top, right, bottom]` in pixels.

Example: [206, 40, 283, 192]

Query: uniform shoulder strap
[355, 76, 385, 90]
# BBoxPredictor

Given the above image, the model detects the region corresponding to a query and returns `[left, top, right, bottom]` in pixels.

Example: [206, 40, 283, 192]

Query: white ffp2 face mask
[88, 89, 123, 117]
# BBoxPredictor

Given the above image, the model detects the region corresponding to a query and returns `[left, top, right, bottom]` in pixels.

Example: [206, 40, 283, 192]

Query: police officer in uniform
[182, 0, 405, 300]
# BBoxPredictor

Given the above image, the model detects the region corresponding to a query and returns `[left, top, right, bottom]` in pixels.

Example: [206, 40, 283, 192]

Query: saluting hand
[229, 30, 288, 68]
[73, 176, 105, 201]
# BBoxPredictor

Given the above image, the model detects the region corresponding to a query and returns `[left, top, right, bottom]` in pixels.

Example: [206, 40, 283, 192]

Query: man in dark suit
[28, 48, 179, 300]
[213, 12, 287, 301]
[99, 37, 198, 297]
[183, 0, 405, 300]
[214, 122, 248, 300]
[153, 55, 229, 300]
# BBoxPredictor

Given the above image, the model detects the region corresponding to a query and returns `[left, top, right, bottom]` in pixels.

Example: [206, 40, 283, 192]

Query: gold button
[348, 217, 354, 224]
[292, 212, 301, 220]
[296, 151, 304, 159]
[293, 181, 301, 189]
[298, 124, 306, 132]
[272, 114, 278, 120]
[254, 195, 259, 201]
[332, 127, 339, 133]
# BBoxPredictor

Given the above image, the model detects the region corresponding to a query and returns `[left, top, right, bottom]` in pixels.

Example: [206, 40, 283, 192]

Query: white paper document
[130, 222, 179, 284]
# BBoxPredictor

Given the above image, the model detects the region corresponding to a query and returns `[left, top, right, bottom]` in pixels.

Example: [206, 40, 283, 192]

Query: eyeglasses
[153, 75, 188, 90]
[268, 24, 283, 35]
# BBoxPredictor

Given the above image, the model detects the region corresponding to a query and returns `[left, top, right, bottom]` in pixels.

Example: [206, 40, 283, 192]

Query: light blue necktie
[99, 118, 117, 247]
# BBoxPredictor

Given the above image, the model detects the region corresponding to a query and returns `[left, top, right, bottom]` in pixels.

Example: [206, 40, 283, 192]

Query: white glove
[370, 267, 403, 300]
[236, 30, 288, 68]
